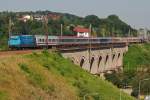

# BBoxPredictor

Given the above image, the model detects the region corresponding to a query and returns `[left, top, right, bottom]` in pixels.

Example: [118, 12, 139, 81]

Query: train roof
[9, 35, 20, 39]
[34, 35, 59, 39]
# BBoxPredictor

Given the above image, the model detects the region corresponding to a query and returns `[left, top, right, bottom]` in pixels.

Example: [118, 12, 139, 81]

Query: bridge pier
[62, 46, 128, 75]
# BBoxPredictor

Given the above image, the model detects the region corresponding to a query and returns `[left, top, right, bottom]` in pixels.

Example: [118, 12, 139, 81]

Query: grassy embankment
[124, 43, 150, 71]
[0, 50, 135, 100]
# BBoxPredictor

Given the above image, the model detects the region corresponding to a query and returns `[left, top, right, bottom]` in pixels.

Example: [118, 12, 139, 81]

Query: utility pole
[128, 28, 131, 37]
[8, 17, 12, 39]
[120, 89, 122, 100]
[60, 24, 63, 38]
[138, 78, 150, 100]
[89, 24, 92, 64]
[44, 16, 49, 49]
[145, 28, 148, 41]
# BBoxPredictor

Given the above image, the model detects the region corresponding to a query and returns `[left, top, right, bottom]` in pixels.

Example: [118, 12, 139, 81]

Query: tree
[84, 15, 100, 27]
[131, 71, 150, 97]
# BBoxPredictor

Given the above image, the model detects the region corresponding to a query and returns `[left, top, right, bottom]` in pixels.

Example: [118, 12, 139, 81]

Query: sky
[0, 0, 150, 29]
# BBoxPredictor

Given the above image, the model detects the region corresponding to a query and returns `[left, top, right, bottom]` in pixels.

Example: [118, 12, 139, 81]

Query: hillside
[124, 43, 150, 71]
[0, 11, 137, 36]
[114, 43, 150, 97]
[0, 50, 135, 100]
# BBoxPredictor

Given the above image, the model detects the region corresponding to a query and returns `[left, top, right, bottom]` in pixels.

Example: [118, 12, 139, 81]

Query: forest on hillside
[0, 11, 137, 37]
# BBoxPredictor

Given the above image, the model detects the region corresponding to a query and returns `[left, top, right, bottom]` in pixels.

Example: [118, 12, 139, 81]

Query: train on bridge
[8, 35, 143, 49]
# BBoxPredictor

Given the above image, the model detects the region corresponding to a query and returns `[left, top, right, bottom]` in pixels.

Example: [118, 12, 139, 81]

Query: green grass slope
[0, 34, 8, 51]
[124, 43, 150, 71]
[0, 51, 135, 100]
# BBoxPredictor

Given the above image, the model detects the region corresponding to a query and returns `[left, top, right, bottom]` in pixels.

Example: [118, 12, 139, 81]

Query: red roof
[73, 27, 90, 33]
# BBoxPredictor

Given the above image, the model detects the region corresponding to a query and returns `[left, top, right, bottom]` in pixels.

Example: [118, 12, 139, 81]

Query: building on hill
[138, 28, 148, 40]
[47, 13, 61, 20]
[73, 27, 90, 37]
[18, 15, 33, 22]
[34, 15, 44, 21]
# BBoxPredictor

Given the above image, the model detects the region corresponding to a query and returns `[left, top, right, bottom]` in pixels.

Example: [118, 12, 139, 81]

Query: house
[47, 13, 61, 20]
[34, 15, 44, 21]
[138, 28, 148, 39]
[18, 15, 33, 22]
[73, 27, 90, 37]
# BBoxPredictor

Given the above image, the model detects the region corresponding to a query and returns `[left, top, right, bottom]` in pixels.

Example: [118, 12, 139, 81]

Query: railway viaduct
[61, 45, 128, 75]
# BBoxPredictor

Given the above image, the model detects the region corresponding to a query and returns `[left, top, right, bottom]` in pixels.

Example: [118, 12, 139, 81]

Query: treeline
[0, 11, 137, 37]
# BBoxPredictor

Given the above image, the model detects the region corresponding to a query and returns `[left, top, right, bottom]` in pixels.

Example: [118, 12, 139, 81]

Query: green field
[0, 50, 135, 100]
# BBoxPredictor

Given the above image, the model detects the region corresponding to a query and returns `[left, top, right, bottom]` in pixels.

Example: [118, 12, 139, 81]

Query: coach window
[52, 39, 56, 42]
[84, 39, 88, 43]
[39, 39, 41, 42]
[42, 39, 45, 42]
[49, 39, 51, 42]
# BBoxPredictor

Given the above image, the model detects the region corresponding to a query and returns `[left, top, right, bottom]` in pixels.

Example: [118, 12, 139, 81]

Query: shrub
[32, 52, 38, 57]
[0, 91, 8, 100]
[42, 63, 51, 70]
[42, 49, 49, 57]
[19, 63, 30, 74]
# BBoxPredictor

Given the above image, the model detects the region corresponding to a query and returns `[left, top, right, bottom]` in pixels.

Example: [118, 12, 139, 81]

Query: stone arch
[90, 56, 95, 71]
[97, 56, 103, 73]
[116, 52, 123, 68]
[80, 56, 85, 68]
[118, 53, 121, 59]
[105, 55, 109, 64]
[111, 52, 119, 70]
[98, 56, 102, 68]
[70, 57, 75, 63]
[112, 54, 115, 61]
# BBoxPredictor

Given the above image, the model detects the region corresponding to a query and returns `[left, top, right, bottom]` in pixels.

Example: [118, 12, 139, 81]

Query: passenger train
[8, 35, 143, 49]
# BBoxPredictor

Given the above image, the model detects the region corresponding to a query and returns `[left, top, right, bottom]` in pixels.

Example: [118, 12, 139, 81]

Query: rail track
[0, 42, 128, 57]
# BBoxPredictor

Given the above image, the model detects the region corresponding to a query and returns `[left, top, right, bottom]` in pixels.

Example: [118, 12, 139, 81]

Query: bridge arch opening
[98, 56, 102, 68]
[80, 57, 85, 67]
[71, 58, 75, 63]
[105, 55, 109, 64]
[118, 53, 121, 59]
[90, 57, 95, 71]
[112, 54, 115, 61]
[70, 57, 75, 63]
